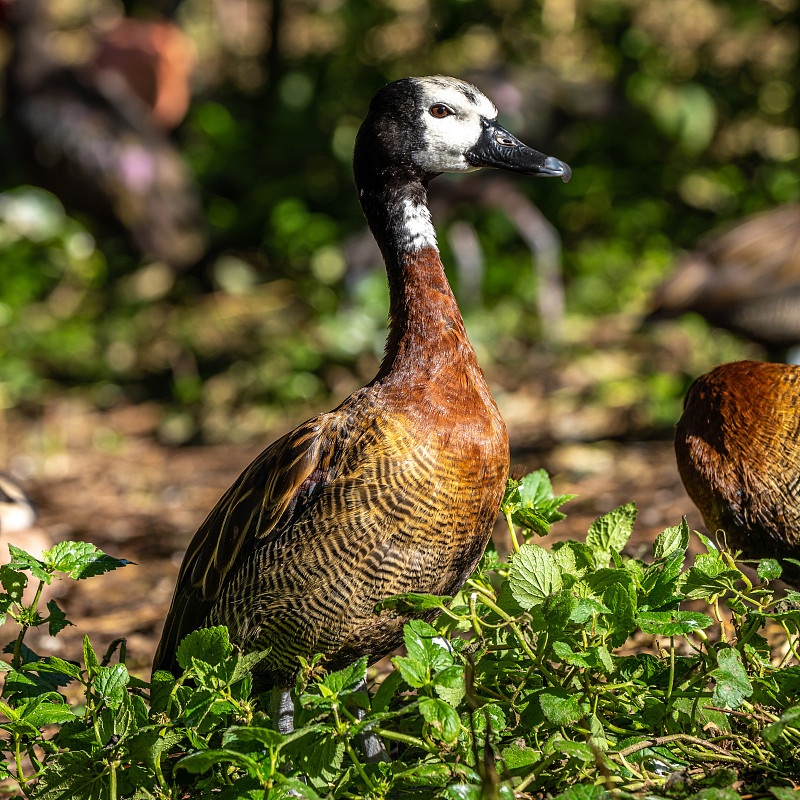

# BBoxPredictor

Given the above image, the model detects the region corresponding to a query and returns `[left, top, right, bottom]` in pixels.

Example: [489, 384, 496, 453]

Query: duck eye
[429, 104, 453, 119]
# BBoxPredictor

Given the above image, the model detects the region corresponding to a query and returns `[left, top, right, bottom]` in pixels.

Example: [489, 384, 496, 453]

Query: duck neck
[359, 178, 474, 382]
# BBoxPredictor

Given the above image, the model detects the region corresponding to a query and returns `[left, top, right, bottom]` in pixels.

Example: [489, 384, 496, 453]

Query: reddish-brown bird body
[157, 246, 508, 685]
[675, 360, 800, 579]
[152, 77, 571, 697]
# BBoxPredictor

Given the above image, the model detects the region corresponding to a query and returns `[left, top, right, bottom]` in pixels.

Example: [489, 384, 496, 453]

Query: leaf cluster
[1, 473, 799, 799]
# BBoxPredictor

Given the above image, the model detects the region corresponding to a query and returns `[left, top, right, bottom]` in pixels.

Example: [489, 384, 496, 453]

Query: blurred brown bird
[675, 360, 800, 582]
[648, 204, 800, 357]
[87, 16, 195, 132]
[153, 75, 570, 731]
[3, 0, 206, 268]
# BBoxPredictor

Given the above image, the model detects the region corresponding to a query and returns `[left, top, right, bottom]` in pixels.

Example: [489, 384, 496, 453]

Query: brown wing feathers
[155, 395, 505, 685]
[153, 419, 331, 673]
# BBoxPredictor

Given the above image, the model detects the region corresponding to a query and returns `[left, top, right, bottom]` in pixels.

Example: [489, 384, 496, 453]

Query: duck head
[354, 75, 571, 186]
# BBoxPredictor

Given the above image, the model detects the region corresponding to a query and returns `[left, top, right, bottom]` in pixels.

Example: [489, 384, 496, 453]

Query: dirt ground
[0, 390, 706, 682]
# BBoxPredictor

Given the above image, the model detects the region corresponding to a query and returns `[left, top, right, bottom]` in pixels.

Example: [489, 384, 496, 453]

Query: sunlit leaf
[509, 543, 562, 609]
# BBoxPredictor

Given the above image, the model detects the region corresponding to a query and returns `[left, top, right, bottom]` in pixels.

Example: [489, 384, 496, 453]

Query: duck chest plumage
[153, 75, 570, 695]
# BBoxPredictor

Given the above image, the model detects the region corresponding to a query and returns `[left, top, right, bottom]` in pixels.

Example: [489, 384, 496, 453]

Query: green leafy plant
[1, 472, 799, 798]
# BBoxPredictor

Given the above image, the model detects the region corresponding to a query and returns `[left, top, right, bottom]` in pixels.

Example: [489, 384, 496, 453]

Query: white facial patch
[411, 76, 498, 174]
[398, 196, 438, 252]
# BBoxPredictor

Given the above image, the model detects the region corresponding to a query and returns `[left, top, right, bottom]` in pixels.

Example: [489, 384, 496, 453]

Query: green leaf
[223, 726, 284, 748]
[46, 599, 72, 636]
[757, 559, 782, 582]
[695, 531, 720, 554]
[502, 471, 575, 536]
[509, 543, 562, 609]
[681, 567, 741, 599]
[543, 735, 593, 762]
[391, 655, 428, 688]
[7, 544, 50, 583]
[176, 626, 232, 669]
[419, 696, 460, 743]
[23, 656, 82, 680]
[762, 705, 800, 744]
[653, 518, 690, 559]
[392, 762, 453, 788]
[126, 725, 184, 769]
[371, 669, 403, 712]
[711, 647, 752, 709]
[374, 592, 450, 615]
[642, 549, 685, 610]
[433, 664, 465, 706]
[770, 788, 800, 800]
[637, 611, 714, 636]
[586, 503, 637, 563]
[501, 742, 540, 769]
[475, 703, 506, 734]
[551, 540, 595, 578]
[177, 747, 262, 776]
[26, 749, 110, 799]
[0, 564, 27, 601]
[93, 663, 128, 708]
[538, 689, 583, 725]
[279, 777, 324, 800]
[230, 647, 271, 684]
[443, 785, 481, 800]
[552, 640, 590, 668]
[588, 713, 607, 750]
[322, 655, 367, 694]
[43, 541, 132, 579]
[19, 695, 75, 727]
[295, 730, 344, 782]
[501, 477, 521, 514]
[83, 636, 100, 678]
[570, 597, 610, 624]
[517, 470, 554, 506]
[589, 644, 614, 673]
[603, 582, 636, 648]
[542, 590, 575, 639]
[584, 568, 633, 600]
[512, 507, 553, 537]
[694, 552, 727, 577]
[395, 619, 453, 687]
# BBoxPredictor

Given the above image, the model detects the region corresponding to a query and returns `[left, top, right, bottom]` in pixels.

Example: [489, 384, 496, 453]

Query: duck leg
[269, 685, 296, 735]
[351, 678, 389, 763]
[270, 679, 387, 762]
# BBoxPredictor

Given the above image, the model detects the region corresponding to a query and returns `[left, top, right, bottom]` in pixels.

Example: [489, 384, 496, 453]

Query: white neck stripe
[398, 197, 438, 252]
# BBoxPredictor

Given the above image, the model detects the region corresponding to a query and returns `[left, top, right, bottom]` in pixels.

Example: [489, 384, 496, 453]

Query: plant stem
[372, 727, 436, 753]
[109, 759, 117, 800]
[344, 740, 377, 793]
[14, 734, 28, 793]
[468, 592, 483, 639]
[777, 622, 800, 666]
[505, 510, 520, 554]
[10, 580, 44, 670]
[665, 635, 676, 710]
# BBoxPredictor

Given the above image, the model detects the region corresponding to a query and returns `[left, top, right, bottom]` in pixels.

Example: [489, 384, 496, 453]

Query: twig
[616, 733, 733, 759]
[702, 704, 774, 724]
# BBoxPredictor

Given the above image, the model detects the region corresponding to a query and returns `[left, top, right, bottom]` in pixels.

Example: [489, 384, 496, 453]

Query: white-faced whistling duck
[152, 75, 571, 733]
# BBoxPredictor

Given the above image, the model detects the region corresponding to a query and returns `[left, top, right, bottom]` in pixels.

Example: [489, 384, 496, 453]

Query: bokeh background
[0, 0, 797, 674]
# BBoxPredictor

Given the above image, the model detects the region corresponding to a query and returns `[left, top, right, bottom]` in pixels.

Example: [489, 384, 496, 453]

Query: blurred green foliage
[0, 0, 797, 441]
